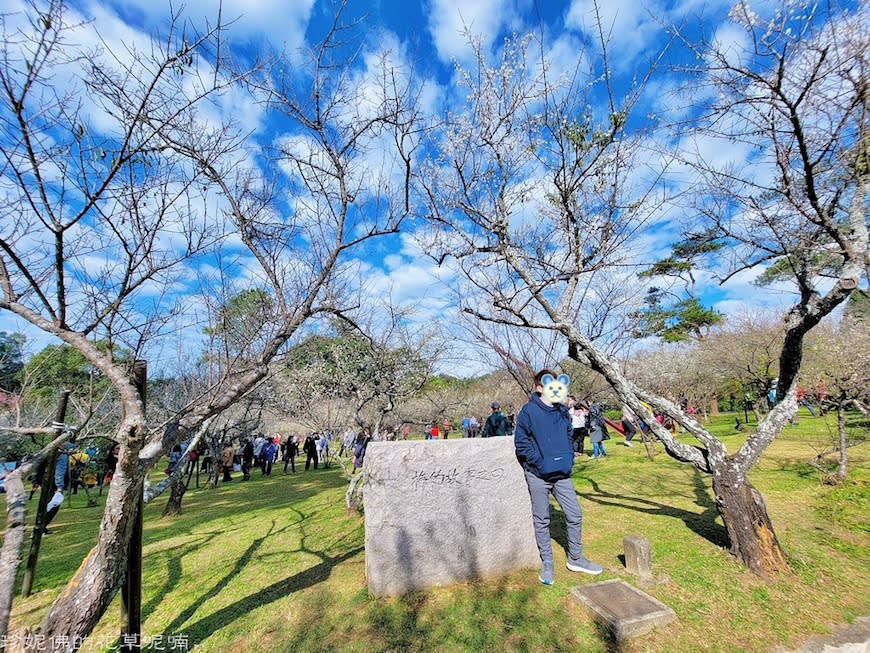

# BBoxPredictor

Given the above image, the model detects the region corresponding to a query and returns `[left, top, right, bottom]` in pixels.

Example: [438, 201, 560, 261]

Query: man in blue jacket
[514, 368, 603, 585]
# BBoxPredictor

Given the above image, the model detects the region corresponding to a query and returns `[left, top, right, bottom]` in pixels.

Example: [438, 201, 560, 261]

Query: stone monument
[364, 437, 540, 596]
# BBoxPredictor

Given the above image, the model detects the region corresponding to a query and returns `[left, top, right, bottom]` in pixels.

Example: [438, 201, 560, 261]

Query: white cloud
[96, 0, 314, 52]
[543, 32, 591, 84]
[709, 266, 793, 319]
[565, 0, 664, 68]
[708, 20, 752, 69]
[426, 0, 513, 64]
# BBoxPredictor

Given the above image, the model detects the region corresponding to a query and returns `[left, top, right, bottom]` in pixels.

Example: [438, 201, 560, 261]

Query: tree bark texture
[345, 473, 364, 512]
[10, 419, 146, 653]
[0, 424, 75, 648]
[0, 473, 28, 649]
[162, 476, 186, 517]
[711, 467, 789, 578]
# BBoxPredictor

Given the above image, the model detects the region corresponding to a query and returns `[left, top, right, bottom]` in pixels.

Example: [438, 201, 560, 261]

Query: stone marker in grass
[364, 437, 539, 596]
[571, 579, 677, 640]
[623, 534, 654, 585]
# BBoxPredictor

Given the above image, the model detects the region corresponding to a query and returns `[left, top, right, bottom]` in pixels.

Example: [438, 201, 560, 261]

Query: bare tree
[697, 313, 786, 420]
[656, 0, 870, 573]
[801, 321, 870, 482]
[0, 1, 418, 648]
[418, 1, 868, 577]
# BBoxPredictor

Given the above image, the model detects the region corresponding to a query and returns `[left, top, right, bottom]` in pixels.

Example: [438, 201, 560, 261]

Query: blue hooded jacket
[514, 392, 574, 480]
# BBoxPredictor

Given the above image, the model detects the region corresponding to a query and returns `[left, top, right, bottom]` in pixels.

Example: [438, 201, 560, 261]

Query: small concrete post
[623, 534, 654, 583]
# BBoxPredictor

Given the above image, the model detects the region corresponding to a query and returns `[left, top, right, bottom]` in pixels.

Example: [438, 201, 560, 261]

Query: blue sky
[1, 0, 844, 376]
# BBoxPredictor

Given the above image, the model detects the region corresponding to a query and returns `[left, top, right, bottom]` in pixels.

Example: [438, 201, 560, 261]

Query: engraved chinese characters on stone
[364, 438, 539, 596]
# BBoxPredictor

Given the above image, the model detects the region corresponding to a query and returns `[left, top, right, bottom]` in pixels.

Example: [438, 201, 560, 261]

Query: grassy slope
[8, 410, 869, 653]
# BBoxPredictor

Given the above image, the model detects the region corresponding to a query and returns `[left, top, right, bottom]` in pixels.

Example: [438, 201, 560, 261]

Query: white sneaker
[624, 440, 633, 447]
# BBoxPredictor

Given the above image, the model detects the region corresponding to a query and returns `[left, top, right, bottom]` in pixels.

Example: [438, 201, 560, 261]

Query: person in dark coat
[352, 429, 371, 473]
[514, 369, 603, 585]
[283, 436, 299, 473]
[303, 434, 318, 470]
[241, 438, 254, 480]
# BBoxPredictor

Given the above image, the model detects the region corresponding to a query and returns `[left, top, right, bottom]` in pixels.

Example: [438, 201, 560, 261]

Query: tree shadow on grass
[575, 469, 728, 549]
[157, 507, 362, 646]
[177, 544, 363, 646]
[140, 529, 225, 619]
[157, 518, 290, 636]
[360, 573, 588, 653]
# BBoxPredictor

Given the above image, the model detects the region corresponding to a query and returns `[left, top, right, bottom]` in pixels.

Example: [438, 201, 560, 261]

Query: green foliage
[23, 343, 110, 403]
[632, 294, 723, 342]
[638, 257, 693, 278]
[754, 252, 846, 288]
[844, 290, 870, 324]
[203, 288, 274, 360]
[421, 374, 468, 392]
[558, 111, 626, 153]
[670, 230, 726, 259]
[281, 331, 430, 409]
[0, 331, 25, 392]
[634, 230, 725, 342]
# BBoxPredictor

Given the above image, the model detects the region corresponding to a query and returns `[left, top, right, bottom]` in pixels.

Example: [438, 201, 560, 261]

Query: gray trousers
[523, 470, 584, 564]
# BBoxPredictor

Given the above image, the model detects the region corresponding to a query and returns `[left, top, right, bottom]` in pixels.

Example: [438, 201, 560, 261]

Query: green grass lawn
[8, 410, 870, 652]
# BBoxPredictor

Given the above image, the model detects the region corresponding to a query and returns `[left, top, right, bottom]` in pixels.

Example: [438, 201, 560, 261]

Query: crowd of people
[21, 390, 692, 541]
[420, 406, 518, 440]
[194, 427, 382, 483]
[20, 379, 743, 591]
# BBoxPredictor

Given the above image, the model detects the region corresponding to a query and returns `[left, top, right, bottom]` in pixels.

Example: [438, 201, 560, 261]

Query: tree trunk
[162, 475, 186, 517]
[751, 401, 763, 424]
[21, 392, 69, 598]
[711, 467, 788, 578]
[835, 402, 848, 483]
[346, 472, 364, 512]
[17, 460, 141, 652]
[0, 473, 28, 646]
[639, 427, 655, 460]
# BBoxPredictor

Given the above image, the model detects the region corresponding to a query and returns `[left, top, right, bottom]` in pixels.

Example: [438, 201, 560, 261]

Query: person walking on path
[514, 369, 603, 585]
[241, 438, 254, 480]
[568, 395, 588, 456]
[317, 432, 329, 467]
[262, 438, 277, 476]
[303, 434, 318, 470]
